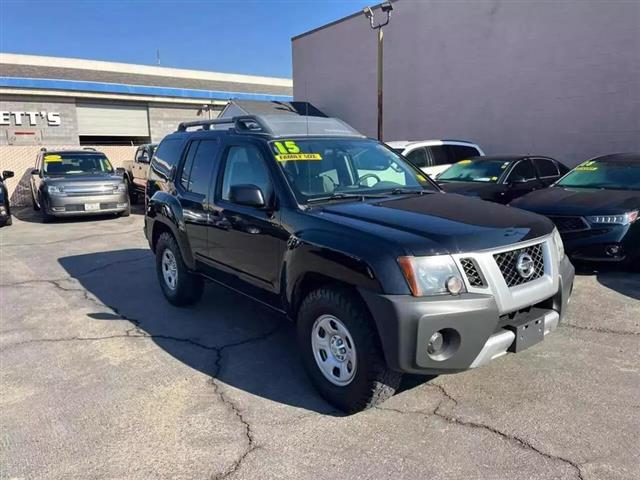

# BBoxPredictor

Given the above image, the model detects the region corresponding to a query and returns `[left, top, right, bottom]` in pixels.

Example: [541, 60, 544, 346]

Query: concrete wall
[292, 0, 640, 166]
[147, 104, 222, 143]
[0, 95, 79, 145]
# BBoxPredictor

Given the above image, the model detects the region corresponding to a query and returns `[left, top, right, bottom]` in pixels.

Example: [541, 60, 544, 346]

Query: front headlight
[552, 228, 565, 261]
[47, 185, 65, 195]
[397, 255, 466, 296]
[586, 210, 638, 226]
[115, 182, 127, 193]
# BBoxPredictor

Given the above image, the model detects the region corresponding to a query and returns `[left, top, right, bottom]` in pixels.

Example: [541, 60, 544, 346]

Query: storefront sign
[0, 111, 61, 126]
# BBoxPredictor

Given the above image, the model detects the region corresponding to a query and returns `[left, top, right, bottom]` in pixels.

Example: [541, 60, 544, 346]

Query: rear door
[503, 158, 543, 202]
[176, 139, 220, 260]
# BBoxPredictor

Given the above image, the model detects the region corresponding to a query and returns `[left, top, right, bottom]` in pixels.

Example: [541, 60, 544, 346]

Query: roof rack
[82, 147, 97, 151]
[177, 115, 273, 134]
[40, 147, 47, 152]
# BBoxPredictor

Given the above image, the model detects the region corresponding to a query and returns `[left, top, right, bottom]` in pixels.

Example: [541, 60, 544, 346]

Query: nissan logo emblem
[516, 253, 535, 279]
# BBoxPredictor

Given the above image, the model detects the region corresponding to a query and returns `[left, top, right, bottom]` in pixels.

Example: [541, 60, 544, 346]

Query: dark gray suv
[30, 148, 130, 222]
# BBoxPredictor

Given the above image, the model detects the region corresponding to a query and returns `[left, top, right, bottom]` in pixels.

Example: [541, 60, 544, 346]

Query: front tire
[155, 232, 204, 306]
[297, 287, 402, 413]
[39, 194, 54, 223]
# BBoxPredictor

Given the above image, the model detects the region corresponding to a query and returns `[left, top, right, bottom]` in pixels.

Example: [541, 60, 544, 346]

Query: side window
[535, 158, 560, 178]
[448, 145, 481, 162]
[221, 144, 272, 202]
[428, 146, 450, 166]
[179, 141, 199, 190]
[406, 148, 428, 168]
[150, 138, 184, 180]
[183, 140, 218, 196]
[508, 159, 537, 182]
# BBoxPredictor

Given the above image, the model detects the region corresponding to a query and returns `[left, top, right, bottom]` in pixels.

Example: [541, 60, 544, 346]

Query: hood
[511, 186, 640, 216]
[438, 181, 503, 199]
[314, 192, 553, 255]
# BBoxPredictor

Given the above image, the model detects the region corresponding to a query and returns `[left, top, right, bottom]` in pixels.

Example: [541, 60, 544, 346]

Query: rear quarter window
[150, 138, 184, 180]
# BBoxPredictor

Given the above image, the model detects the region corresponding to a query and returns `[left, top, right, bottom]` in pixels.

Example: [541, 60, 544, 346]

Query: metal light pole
[363, 2, 393, 142]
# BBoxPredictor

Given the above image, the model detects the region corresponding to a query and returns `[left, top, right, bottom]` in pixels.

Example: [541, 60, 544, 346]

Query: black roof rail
[177, 115, 273, 134]
[82, 147, 97, 151]
[40, 147, 47, 152]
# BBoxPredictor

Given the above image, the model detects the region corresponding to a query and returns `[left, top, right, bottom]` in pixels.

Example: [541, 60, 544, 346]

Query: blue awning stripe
[0, 77, 293, 102]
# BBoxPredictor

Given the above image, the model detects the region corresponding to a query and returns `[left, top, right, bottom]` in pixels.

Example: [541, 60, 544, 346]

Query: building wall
[0, 95, 79, 145]
[292, 0, 640, 166]
[147, 103, 222, 143]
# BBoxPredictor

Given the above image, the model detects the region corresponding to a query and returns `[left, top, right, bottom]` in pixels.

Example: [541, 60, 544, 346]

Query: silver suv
[30, 148, 130, 222]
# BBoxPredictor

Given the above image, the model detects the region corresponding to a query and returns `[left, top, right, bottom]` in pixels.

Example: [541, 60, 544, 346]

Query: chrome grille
[494, 243, 544, 287]
[460, 258, 486, 287]
[548, 216, 589, 233]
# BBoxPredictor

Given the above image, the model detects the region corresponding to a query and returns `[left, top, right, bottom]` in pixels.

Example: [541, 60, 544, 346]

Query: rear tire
[155, 232, 204, 306]
[297, 287, 402, 413]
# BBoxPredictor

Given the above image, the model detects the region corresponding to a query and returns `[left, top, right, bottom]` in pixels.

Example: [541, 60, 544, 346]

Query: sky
[0, 0, 375, 78]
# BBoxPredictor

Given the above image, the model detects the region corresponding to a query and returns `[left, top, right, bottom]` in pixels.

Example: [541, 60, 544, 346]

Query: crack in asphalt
[1, 228, 141, 247]
[561, 322, 640, 336]
[2, 262, 284, 480]
[378, 384, 585, 480]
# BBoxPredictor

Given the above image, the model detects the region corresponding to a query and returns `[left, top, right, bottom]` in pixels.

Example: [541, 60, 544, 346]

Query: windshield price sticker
[44, 154, 62, 162]
[275, 153, 323, 162]
[273, 140, 301, 154]
[458, 159, 472, 164]
[575, 160, 598, 171]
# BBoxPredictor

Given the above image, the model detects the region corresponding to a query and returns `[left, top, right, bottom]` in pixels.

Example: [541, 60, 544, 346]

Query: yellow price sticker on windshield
[417, 174, 427, 182]
[275, 153, 323, 162]
[273, 140, 301, 154]
[44, 155, 62, 162]
[575, 166, 598, 171]
[491, 176, 498, 181]
[458, 159, 472, 164]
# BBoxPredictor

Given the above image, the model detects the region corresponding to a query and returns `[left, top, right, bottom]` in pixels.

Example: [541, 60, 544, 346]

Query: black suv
[144, 115, 574, 412]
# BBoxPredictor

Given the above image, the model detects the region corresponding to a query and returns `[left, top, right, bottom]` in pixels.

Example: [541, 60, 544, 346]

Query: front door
[503, 158, 543, 202]
[206, 141, 287, 305]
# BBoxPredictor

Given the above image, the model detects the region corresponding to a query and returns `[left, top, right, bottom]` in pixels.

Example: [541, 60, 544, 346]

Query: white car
[387, 140, 485, 178]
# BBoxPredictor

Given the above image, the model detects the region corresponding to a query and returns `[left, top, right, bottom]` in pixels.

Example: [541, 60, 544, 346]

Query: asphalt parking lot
[1, 208, 638, 480]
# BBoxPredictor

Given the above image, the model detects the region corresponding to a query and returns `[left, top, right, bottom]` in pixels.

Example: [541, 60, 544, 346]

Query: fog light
[446, 276, 463, 295]
[605, 245, 621, 256]
[427, 332, 444, 355]
[117, 203, 128, 208]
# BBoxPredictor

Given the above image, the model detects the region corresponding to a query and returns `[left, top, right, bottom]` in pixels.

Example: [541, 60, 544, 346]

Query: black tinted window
[221, 145, 272, 202]
[448, 145, 481, 162]
[535, 159, 560, 177]
[186, 141, 218, 196]
[151, 138, 183, 180]
[508, 159, 537, 181]
[406, 148, 428, 168]
[429, 146, 450, 166]
[180, 141, 199, 190]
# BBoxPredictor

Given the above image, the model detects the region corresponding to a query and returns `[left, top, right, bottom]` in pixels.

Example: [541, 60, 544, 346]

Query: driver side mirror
[229, 184, 266, 208]
[31, 168, 40, 176]
[115, 167, 126, 176]
[2, 170, 14, 181]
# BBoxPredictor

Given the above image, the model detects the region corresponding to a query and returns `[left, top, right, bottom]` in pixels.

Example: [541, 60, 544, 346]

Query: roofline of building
[291, 0, 398, 41]
[0, 52, 293, 88]
[0, 77, 293, 102]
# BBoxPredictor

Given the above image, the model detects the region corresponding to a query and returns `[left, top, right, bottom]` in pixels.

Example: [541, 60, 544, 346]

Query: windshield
[270, 138, 437, 202]
[557, 159, 640, 190]
[43, 153, 114, 175]
[438, 159, 509, 183]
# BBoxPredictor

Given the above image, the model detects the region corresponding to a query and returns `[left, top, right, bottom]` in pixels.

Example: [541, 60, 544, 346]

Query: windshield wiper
[306, 192, 388, 204]
[389, 188, 432, 195]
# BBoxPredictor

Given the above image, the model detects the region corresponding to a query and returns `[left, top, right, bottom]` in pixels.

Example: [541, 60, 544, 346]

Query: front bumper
[44, 193, 129, 216]
[359, 256, 575, 375]
[562, 223, 639, 263]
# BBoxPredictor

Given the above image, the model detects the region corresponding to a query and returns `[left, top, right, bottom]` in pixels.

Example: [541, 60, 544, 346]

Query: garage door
[77, 103, 149, 136]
